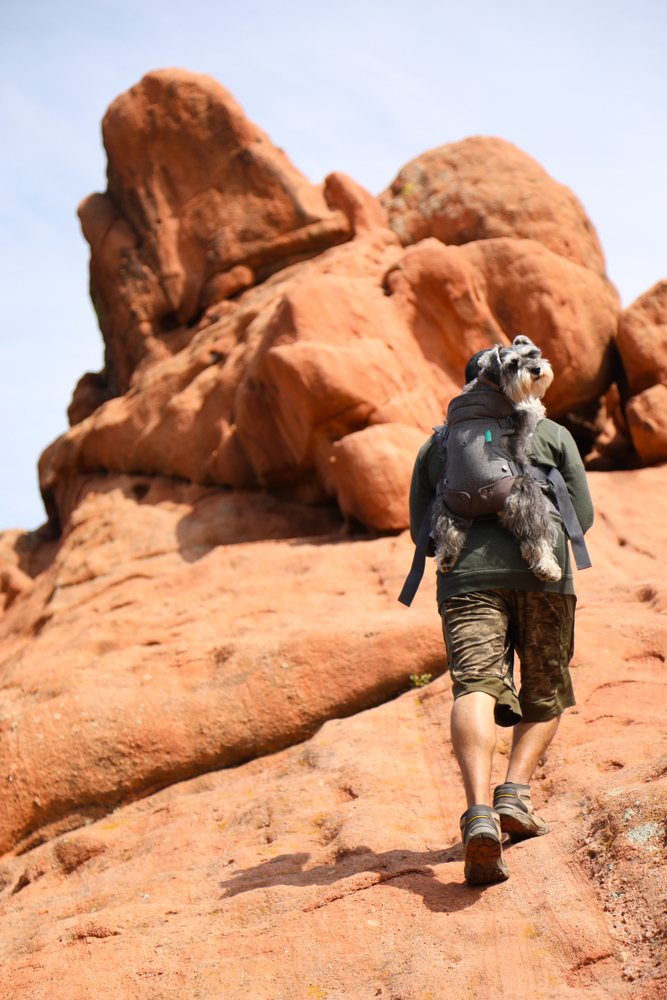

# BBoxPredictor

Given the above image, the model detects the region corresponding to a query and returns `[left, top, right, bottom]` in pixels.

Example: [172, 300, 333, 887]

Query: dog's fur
[433, 336, 561, 582]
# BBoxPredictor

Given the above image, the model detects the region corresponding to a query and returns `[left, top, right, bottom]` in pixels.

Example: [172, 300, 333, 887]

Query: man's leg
[441, 592, 515, 884]
[451, 691, 510, 884]
[493, 716, 561, 839]
[506, 716, 560, 784]
[450, 691, 497, 807]
[494, 591, 575, 841]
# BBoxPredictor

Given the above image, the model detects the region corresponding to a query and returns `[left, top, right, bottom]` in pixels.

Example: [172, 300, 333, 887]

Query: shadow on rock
[176, 490, 344, 561]
[218, 844, 491, 913]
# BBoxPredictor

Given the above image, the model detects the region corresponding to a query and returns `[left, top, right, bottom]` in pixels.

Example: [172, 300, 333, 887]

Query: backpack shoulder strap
[525, 464, 592, 571]
[433, 423, 448, 459]
[398, 497, 436, 607]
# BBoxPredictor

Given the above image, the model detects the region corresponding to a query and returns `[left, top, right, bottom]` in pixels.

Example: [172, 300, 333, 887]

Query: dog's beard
[501, 360, 553, 403]
[531, 362, 554, 399]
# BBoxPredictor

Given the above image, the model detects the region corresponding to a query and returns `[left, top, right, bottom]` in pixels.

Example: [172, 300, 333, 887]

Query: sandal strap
[494, 782, 533, 814]
[460, 805, 501, 840]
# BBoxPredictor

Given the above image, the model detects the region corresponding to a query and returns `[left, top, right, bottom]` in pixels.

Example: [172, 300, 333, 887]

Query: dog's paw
[532, 556, 561, 582]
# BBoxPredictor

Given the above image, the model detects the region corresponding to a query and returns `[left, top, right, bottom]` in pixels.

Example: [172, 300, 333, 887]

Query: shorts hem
[450, 679, 523, 728]
[519, 696, 576, 724]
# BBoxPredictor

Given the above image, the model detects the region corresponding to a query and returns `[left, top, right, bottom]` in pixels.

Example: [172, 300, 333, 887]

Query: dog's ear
[512, 335, 541, 359]
[479, 345, 502, 381]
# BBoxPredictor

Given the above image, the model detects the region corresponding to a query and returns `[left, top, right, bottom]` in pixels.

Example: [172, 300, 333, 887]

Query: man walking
[408, 352, 594, 885]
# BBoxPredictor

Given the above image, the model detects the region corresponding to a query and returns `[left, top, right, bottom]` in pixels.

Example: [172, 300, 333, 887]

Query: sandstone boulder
[616, 279, 667, 394]
[330, 423, 428, 530]
[461, 238, 620, 414]
[584, 384, 637, 471]
[380, 136, 608, 276]
[42, 228, 621, 530]
[626, 383, 667, 465]
[384, 238, 509, 386]
[386, 237, 619, 416]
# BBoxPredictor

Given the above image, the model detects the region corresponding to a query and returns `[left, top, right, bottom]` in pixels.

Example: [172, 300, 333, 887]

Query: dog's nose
[530, 366, 542, 376]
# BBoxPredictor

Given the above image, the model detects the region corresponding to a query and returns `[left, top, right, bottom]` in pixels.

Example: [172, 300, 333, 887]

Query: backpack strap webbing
[397, 497, 436, 608]
[525, 464, 592, 571]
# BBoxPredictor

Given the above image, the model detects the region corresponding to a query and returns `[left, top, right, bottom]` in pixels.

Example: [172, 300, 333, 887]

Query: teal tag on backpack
[485, 429, 492, 442]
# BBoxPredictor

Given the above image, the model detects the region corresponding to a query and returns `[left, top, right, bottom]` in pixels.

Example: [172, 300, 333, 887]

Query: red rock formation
[39, 72, 630, 531]
[387, 237, 619, 415]
[46, 219, 620, 532]
[330, 423, 428, 530]
[43, 228, 620, 532]
[77, 69, 357, 400]
[42, 229, 459, 526]
[380, 135, 608, 277]
[0, 475, 444, 856]
[616, 279, 667, 395]
[585, 384, 636, 471]
[626, 383, 667, 465]
[590, 278, 667, 469]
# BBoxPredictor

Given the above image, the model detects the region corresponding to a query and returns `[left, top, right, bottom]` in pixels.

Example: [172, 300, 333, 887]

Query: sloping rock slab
[0, 476, 442, 855]
[0, 470, 666, 995]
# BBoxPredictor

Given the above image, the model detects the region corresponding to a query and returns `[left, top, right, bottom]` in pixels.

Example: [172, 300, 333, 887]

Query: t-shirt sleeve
[557, 425, 595, 533]
[530, 420, 595, 534]
[409, 436, 441, 543]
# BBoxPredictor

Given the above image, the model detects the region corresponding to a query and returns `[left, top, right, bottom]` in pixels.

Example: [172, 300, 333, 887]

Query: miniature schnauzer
[432, 336, 561, 582]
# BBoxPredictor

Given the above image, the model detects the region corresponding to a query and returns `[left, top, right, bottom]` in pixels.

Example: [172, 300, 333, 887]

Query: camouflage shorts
[440, 590, 576, 727]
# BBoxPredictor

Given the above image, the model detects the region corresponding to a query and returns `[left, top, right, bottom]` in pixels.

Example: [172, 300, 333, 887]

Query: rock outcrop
[43, 223, 620, 533]
[0, 475, 444, 857]
[39, 69, 628, 536]
[76, 69, 367, 404]
[380, 135, 608, 277]
[43, 229, 454, 529]
[389, 237, 619, 416]
[616, 279, 667, 395]
[590, 279, 667, 468]
[626, 383, 667, 465]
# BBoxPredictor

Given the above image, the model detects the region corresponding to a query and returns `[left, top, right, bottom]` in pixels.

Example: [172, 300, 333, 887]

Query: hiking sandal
[459, 805, 510, 886]
[493, 782, 549, 842]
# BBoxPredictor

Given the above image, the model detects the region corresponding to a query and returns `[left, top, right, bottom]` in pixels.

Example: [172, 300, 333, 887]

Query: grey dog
[432, 336, 561, 582]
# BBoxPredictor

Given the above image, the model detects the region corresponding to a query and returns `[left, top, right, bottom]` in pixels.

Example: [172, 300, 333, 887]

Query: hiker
[404, 344, 594, 885]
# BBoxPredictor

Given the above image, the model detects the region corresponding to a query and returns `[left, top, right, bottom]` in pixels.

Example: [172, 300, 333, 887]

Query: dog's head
[477, 336, 553, 403]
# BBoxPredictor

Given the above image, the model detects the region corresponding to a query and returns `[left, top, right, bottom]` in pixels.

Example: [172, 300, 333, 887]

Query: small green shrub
[409, 673, 432, 689]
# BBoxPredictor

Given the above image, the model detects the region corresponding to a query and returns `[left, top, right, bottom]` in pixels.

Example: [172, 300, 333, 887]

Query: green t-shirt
[408, 419, 594, 608]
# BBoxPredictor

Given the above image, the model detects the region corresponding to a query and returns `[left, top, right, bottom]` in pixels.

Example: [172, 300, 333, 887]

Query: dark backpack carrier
[398, 391, 592, 607]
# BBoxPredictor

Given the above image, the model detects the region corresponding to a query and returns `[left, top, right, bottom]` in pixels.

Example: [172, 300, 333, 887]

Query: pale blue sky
[1, 0, 666, 529]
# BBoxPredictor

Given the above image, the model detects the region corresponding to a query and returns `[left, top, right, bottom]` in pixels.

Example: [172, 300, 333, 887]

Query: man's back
[409, 417, 594, 608]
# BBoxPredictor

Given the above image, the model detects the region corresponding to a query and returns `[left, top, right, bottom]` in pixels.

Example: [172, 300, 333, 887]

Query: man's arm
[556, 425, 594, 533]
[531, 421, 594, 533]
[409, 436, 444, 543]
